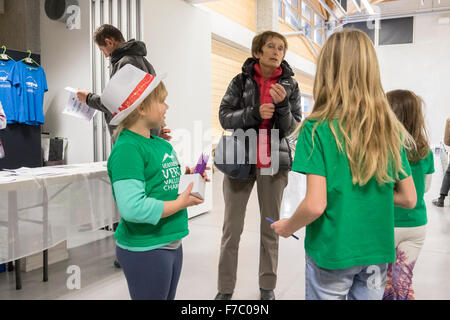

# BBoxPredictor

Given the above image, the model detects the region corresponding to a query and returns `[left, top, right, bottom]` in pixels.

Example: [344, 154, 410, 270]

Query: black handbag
[213, 130, 256, 180]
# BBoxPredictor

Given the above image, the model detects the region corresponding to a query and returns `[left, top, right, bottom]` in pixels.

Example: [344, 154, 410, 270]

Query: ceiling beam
[317, 0, 339, 20]
[331, 0, 347, 15]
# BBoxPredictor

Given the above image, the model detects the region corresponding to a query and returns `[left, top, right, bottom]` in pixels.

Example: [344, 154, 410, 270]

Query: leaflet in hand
[63, 87, 97, 121]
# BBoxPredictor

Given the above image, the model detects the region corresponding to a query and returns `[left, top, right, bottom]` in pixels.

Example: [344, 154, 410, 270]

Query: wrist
[254, 105, 263, 120]
[175, 197, 186, 211]
[286, 217, 296, 234]
[86, 92, 92, 104]
[287, 212, 304, 233]
[275, 99, 289, 109]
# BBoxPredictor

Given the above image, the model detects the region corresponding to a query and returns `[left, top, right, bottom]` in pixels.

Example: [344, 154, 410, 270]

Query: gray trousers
[218, 169, 289, 293]
[440, 163, 450, 196]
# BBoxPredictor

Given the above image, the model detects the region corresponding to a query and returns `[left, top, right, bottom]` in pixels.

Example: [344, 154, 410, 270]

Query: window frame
[301, 94, 314, 117]
[279, 0, 326, 46]
[309, 4, 325, 45]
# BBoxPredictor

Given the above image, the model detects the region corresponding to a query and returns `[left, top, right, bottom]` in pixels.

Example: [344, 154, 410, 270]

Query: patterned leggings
[383, 226, 426, 300]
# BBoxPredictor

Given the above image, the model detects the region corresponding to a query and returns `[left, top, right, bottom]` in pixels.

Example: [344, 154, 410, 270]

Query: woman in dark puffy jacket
[215, 31, 302, 301]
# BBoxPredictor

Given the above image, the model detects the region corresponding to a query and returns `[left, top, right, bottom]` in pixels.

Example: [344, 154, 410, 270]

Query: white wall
[40, 0, 94, 164]
[376, 15, 450, 147]
[141, 0, 213, 217]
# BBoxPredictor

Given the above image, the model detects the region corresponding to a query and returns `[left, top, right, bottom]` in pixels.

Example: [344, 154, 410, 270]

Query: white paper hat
[101, 64, 166, 126]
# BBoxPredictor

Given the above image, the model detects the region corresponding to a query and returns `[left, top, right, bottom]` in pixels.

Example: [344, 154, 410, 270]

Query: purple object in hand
[194, 153, 209, 176]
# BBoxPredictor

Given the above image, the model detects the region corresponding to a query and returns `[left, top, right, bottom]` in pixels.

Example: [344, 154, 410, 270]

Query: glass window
[302, 20, 312, 39]
[301, 96, 313, 116]
[315, 13, 323, 29]
[288, 0, 299, 9]
[344, 21, 375, 44]
[379, 17, 414, 45]
[286, 5, 300, 29]
[314, 29, 323, 45]
[278, 0, 283, 18]
[302, 2, 312, 22]
[287, 14, 300, 29]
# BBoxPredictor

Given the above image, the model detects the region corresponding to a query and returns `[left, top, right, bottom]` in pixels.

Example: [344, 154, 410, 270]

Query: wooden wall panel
[211, 40, 250, 143]
[202, 0, 256, 31]
[294, 71, 315, 96]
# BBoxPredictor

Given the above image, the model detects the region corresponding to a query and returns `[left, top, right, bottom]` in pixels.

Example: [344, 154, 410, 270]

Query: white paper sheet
[63, 87, 97, 121]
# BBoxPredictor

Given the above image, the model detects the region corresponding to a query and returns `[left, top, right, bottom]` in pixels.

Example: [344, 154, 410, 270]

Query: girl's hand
[185, 166, 211, 182]
[178, 183, 204, 208]
[270, 218, 296, 238]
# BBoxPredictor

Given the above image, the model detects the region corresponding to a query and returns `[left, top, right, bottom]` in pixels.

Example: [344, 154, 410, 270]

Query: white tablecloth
[0, 162, 119, 264]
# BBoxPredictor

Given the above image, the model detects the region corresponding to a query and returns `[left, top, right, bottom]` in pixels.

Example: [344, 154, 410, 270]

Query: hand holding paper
[179, 154, 211, 200]
[178, 182, 204, 207]
[63, 87, 97, 121]
[184, 153, 211, 182]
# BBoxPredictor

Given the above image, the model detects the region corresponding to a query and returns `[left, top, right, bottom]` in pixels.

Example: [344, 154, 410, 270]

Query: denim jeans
[305, 254, 388, 300]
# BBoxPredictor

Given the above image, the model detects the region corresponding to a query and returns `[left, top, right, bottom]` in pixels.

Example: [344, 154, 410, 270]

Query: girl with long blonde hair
[271, 29, 417, 300]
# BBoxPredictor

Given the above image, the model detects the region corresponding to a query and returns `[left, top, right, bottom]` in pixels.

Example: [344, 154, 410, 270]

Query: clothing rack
[1, 48, 41, 65]
[0, 47, 42, 170]
[0, 47, 43, 289]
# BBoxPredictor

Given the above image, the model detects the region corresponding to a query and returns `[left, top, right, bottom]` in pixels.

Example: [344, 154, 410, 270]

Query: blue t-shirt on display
[0, 59, 20, 123]
[9, 61, 48, 126]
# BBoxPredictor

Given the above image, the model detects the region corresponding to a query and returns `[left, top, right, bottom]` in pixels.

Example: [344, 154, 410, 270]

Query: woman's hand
[270, 84, 287, 104]
[260, 103, 275, 120]
[270, 218, 296, 238]
[185, 166, 211, 182]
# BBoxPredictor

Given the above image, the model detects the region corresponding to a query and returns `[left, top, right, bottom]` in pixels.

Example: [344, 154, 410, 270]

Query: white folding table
[0, 162, 119, 290]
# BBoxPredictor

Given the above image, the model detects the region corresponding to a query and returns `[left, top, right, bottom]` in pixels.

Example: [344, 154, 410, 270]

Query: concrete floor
[0, 154, 449, 300]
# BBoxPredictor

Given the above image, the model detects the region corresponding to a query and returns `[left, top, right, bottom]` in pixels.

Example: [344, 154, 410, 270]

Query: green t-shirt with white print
[394, 150, 434, 227]
[292, 119, 411, 270]
[107, 129, 189, 248]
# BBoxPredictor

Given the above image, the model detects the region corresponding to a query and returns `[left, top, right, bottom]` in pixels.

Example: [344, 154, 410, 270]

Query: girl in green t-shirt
[383, 90, 435, 300]
[103, 65, 210, 300]
[270, 29, 417, 300]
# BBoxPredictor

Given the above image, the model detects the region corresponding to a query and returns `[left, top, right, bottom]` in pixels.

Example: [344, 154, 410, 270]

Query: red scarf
[253, 63, 282, 168]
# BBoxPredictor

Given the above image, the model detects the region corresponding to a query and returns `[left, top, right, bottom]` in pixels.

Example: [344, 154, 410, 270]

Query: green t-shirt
[292, 119, 411, 270]
[394, 150, 434, 228]
[107, 129, 189, 248]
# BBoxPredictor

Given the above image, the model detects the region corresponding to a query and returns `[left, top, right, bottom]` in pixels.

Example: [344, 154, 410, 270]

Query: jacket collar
[253, 63, 282, 81]
[111, 39, 148, 64]
[242, 57, 295, 79]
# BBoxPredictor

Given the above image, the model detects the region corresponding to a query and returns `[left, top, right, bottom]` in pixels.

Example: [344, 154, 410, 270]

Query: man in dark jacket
[216, 31, 302, 301]
[76, 24, 171, 139]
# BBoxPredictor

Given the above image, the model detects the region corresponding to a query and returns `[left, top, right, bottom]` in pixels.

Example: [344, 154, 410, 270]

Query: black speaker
[44, 0, 79, 22]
